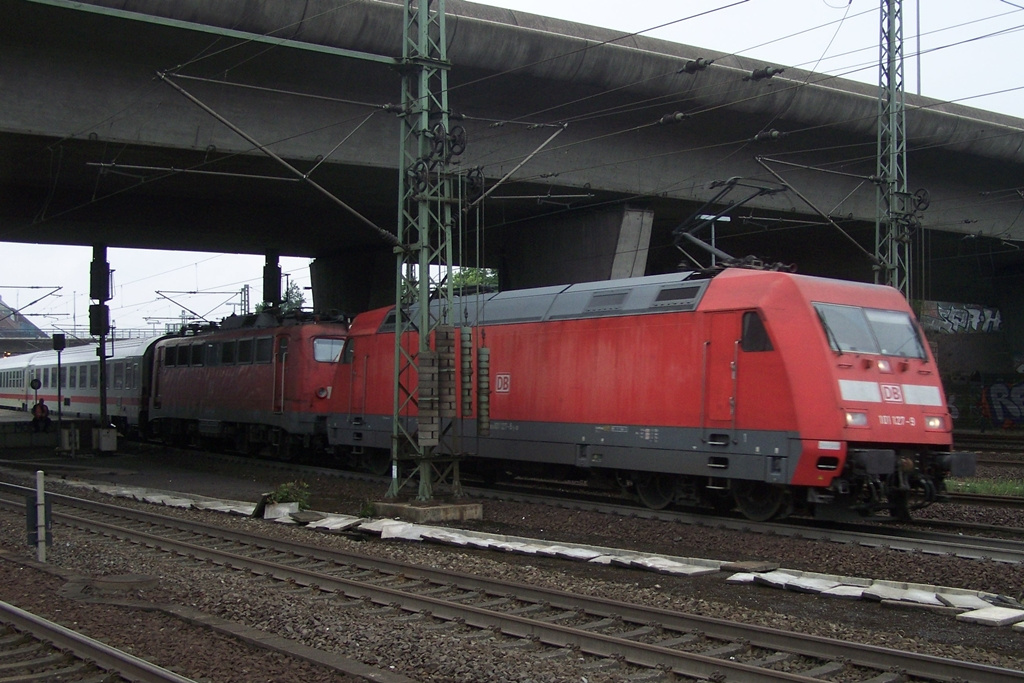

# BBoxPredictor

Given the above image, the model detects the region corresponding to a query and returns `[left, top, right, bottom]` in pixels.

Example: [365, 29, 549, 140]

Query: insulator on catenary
[678, 58, 712, 74]
[744, 66, 784, 81]
[658, 112, 689, 125]
[753, 129, 782, 142]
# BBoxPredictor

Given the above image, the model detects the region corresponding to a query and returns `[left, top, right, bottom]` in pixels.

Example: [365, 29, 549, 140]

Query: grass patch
[945, 477, 1024, 497]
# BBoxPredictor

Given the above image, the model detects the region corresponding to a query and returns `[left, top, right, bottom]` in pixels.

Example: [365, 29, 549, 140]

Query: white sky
[3, 0, 1022, 332]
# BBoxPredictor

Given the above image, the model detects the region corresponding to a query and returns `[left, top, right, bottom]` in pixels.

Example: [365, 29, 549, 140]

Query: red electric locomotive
[326, 268, 975, 521]
[148, 312, 349, 459]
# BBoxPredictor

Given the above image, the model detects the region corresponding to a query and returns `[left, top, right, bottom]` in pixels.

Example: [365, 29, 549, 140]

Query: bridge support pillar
[309, 249, 395, 317]
[498, 206, 652, 289]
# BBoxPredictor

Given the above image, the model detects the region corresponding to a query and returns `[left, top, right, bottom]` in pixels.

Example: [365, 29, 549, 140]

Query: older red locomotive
[147, 312, 349, 459]
[326, 268, 975, 521]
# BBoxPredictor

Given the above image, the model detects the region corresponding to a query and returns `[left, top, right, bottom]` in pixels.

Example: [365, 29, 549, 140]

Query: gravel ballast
[1, 448, 1022, 681]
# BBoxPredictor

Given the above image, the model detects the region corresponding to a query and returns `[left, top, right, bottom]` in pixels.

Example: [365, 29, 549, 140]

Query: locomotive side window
[314, 337, 345, 362]
[255, 337, 273, 363]
[165, 346, 178, 367]
[190, 343, 205, 367]
[237, 338, 254, 364]
[741, 311, 773, 352]
[814, 303, 925, 359]
[221, 340, 237, 365]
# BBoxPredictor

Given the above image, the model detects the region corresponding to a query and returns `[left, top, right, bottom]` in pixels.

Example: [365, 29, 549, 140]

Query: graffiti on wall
[981, 382, 1024, 427]
[919, 300, 1001, 334]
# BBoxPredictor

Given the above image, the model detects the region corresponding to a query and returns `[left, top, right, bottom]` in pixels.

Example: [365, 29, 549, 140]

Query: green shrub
[267, 481, 311, 510]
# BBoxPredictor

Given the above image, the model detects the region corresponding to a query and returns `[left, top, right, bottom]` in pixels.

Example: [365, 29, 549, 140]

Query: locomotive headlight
[316, 386, 332, 399]
[875, 359, 892, 373]
[924, 415, 946, 431]
[845, 410, 869, 428]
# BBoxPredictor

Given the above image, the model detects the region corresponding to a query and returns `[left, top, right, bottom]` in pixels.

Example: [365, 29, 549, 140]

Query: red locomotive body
[327, 269, 974, 520]
[148, 314, 347, 457]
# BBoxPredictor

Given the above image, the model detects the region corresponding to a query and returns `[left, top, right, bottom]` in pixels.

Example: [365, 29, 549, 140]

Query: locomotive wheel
[635, 473, 675, 510]
[733, 481, 788, 522]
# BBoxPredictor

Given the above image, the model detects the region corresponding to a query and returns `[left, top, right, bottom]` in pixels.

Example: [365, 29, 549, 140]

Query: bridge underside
[2, 0, 1023, 319]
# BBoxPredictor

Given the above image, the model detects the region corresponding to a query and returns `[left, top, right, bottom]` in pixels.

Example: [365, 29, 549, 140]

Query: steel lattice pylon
[875, 0, 912, 298]
[388, 0, 461, 501]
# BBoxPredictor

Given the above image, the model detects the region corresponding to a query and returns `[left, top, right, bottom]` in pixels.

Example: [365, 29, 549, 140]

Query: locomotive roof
[378, 270, 712, 331]
[366, 268, 912, 335]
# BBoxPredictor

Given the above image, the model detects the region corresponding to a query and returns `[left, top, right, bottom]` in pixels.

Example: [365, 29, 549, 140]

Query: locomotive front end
[808, 298, 976, 519]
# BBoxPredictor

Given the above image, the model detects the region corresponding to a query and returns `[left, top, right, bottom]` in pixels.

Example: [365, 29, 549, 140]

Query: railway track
[1, 484, 1022, 683]
[955, 432, 1024, 454]
[0, 599, 197, 683]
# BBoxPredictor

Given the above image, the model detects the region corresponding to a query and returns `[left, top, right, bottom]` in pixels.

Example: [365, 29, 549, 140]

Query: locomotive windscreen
[813, 303, 926, 359]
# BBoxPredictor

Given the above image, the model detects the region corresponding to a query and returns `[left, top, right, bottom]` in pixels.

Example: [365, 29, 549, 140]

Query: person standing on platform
[31, 398, 51, 433]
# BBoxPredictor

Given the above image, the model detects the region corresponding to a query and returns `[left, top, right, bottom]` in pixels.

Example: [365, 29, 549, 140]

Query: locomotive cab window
[814, 303, 925, 359]
[341, 339, 355, 364]
[741, 311, 773, 352]
[314, 337, 345, 362]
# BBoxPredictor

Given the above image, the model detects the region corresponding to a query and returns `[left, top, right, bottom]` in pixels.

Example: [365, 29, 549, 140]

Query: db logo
[881, 384, 904, 403]
[495, 373, 511, 393]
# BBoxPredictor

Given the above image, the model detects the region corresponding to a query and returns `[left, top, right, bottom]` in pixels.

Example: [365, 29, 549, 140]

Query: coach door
[702, 312, 739, 444]
[274, 335, 288, 414]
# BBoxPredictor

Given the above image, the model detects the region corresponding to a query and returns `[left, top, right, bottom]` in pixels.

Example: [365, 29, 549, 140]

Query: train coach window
[237, 338, 254, 364]
[314, 338, 345, 362]
[255, 337, 273, 363]
[741, 312, 773, 352]
[90, 364, 98, 388]
[221, 340, 236, 365]
[113, 362, 125, 389]
[190, 343, 205, 367]
[69, 366, 78, 389]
